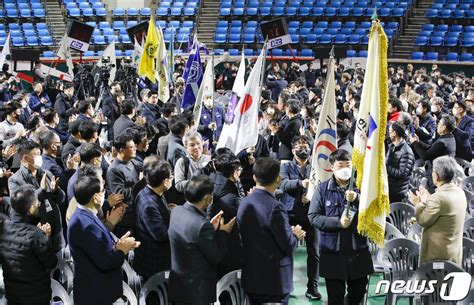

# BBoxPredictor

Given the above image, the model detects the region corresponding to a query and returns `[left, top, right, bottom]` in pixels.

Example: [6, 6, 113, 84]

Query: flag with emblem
[138, 16, 159, 83]
[216, 46, 266, 154]
[306, 52, 337, 201]
[132, 38, 143, 68]
[57, 33, 74, 79]
[181, 41, 203, 110]
[193, 55, 214, 131]
[156, 26, 169, 103]
[355, 20, 390, 246]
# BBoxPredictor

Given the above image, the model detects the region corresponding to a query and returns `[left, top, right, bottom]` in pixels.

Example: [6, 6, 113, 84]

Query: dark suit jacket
[209, 172, 243, 277]
[277, 115, 303, 160]
[168, 202, 228, 304]
[113, 115, 136, 139]
[68, 207, 125, 305]
[280, 160, 311, 226]
[133, 186, 171, 279]
[237, 189, 297, 295]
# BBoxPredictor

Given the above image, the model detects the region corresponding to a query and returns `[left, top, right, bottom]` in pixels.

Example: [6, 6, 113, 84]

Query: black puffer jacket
[386, 141, 415, 201]
[0, 216, 57, 304]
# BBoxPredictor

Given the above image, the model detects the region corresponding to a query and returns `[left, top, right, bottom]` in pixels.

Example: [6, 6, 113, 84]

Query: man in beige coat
[408, 156, 467, 266]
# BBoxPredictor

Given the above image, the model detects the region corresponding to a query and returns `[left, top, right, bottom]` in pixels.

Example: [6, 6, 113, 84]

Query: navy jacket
[455, 115, 474, 160]
[113, 115, 136, 139]
[412, 133, 456, 162]
[29, 92, 52, 113]
[54, 92, 77, 132]
[267, 78, 288, 101]
[308, 177, 373, 280]
[415, 115, 436, 145]
[198, 106, 225, 143]
[139, 102, 161, 125]
[237, 189, 297, 295]
[209, 172, 243, 277]
[277, 115, 303, 160]
[68, 207, 125, 305]
[133, 186, 171, 280]
[168, 203, 229, 304]
[279, 160, 311, 226]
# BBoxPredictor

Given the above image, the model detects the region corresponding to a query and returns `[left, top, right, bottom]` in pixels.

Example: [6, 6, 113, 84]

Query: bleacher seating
[214, 19, 399, 53]
[426, 0, 474, 21]
[0, 22, 54, 47]
[64, 0, 106, 18]
[219, 0, 411, 18]
[415, 24, 474, 48]
[2, 0, 46, 20]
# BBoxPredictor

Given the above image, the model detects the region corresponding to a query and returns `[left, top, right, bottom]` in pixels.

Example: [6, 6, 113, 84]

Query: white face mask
[452, 108, 458, 116]
[431, 105, 439, 113]
[334, 167, 352, 181]
[33, 156, 43, 169]
[98, 193, 105, 207]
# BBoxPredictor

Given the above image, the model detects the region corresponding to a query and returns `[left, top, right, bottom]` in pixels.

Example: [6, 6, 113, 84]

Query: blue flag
[181, 43, 203, 110]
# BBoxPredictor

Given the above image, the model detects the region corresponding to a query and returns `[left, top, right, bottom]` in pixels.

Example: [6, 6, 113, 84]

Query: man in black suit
[237, 158, 305, 305]
[168, 175, 235, 305]
[133, 160, 174, 280]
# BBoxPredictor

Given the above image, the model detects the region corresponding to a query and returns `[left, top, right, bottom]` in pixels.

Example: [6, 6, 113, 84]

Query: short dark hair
[329, 149, 351, 164]
[69, 120, 81, 135]
[455, 100, 468, 113]
[440, 115, 456, 133]
[125, 126, 147, 145]
[76, 100, 91, 114]
[286, 99, 301, 115]
[63, 82, 74, 90]
[11, 185, 37, 216]
[145, 160, 173, 187]
[406, 81, 415, 89]
[291, 135, 311, 149]
[79, 143, 102, 163]
[4, 102, 21, 115]
[114, 133, 134, 151]
[39, 130, 58, 150]
[185, 175, 214, 203]
[391, 121, 406, 138]
[419, 100, 430, 112]
[161, 103, 177, 117]
[389, 98, 403, 112]
[77, 164, 102, 180]
[213, 153, 241, 178]
[74, 175, 102, 205]
[253, 157, 280, 186]
[43, 108, 57, 124]
[121, 99, 136, 115]
[337, 122, 350, 139]
[78, 120, 98, 141]
[18, 140, 41, 158]
[169, 118, 189, 136]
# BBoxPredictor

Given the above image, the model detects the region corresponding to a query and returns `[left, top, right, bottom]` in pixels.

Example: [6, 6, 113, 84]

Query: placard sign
[260, 18, 291, 49]
[67, 20, 94, 52]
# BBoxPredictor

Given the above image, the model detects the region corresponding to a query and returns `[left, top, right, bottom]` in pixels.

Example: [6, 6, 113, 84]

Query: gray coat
[166, 134, 186, 168]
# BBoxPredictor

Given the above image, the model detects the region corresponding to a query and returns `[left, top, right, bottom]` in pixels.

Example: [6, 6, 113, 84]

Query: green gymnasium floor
[290, 246, 409, 305]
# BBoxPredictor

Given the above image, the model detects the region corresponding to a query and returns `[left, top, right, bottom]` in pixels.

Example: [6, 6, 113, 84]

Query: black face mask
[295, 148, 309, 160]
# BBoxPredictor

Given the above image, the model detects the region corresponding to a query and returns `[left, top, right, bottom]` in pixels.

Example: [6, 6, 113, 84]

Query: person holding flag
[308, 149, 373, 305]
[280, 135, 321, 301]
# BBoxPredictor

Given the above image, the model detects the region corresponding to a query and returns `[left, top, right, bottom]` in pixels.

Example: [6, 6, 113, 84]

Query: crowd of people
[0, 56, 472, 305]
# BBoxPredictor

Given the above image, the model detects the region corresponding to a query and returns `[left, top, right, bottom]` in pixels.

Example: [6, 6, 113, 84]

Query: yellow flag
[138, 17, 159, 83]
[156, 27, 170, 103]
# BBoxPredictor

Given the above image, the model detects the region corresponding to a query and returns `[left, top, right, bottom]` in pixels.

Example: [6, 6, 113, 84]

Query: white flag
[156, 27, 170, 103]
[97, 39, 117, 84]
[306, 56, 338, 200]
[193, 56, 214, 130]
[232, 52, 245, 97]
[132, 38, 143, 68]
[216, 47, 266, 154]
[57, 34, 74, 79]
[355, 21, 390, 246]
[0, 33, 11, 71]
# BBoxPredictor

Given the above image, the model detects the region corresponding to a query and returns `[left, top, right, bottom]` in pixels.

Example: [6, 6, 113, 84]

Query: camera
[101, 56, 111, 64]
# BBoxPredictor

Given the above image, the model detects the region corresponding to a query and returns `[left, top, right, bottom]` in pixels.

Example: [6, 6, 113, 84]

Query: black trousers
[325, 276, 368, 305]
[247, 293, 290, 305]
[304, 225, 320, 290]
